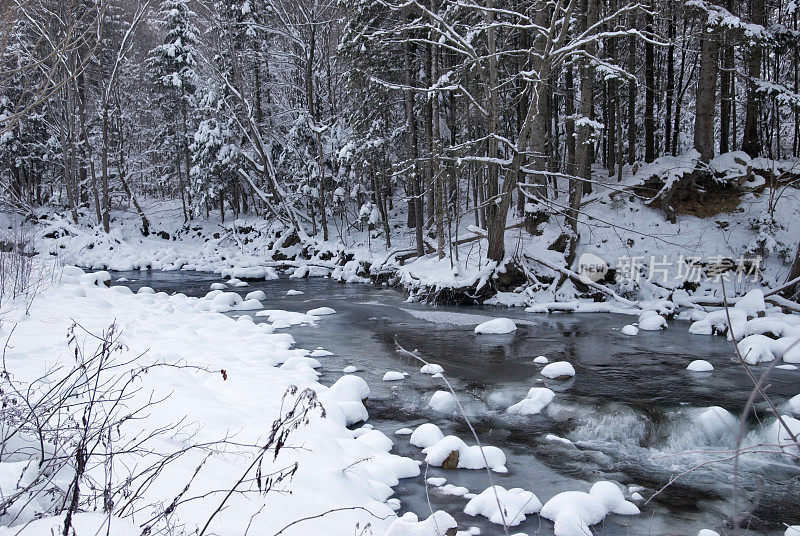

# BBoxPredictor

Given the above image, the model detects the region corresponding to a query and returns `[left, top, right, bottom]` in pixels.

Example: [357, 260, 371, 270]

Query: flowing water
[109, 270, 800, 535]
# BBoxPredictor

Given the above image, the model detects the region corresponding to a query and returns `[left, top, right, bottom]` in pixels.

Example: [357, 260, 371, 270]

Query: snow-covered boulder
[464, 485, 541, 526]
[534, 355, 549, 364]
[286, 289, 304, 296]
[621, 325, 639, 336]
[474, 318, 517, 334]
[410, 423, 445, 448]
[210, 292, 243, 312]
[210, 282, 227, 290]
[383, 371, 405, 381]
[245, 290, 266, 301]
[423, 435, 506, 472]
[687, 360, 714, 372]
[541, 361, 576, 379]
[638, 314, 667, 331]
[420, 363, 444, 374]
[323, 374, 370, 426]
[137, 286, 155, 294]
[384, 511, 457, 536]
[787, 394, 800, 417]
[786, 526, 800, 536]
[541, 481, 639, 536]
[507, 387, 555, 415]
[427, 391, 457, 414]
[307, 307, 336, 316]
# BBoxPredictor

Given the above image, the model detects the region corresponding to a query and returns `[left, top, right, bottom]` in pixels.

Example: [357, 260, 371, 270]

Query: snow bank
[463, 486, 541, 526]
[786, 526, 800, 536]
[541, 361, 576, 379]
[474, 318, 517, 334]
[507, 387, 555, 415]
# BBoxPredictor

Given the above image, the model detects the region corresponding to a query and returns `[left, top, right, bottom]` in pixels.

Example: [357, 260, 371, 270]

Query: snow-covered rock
[286, 289, 304, 296]
[423, 435, 506, 472]
[383, 371, 405, 381]
[384, 511, 457, 536]
[507, 387, 555, 415]
[474, 318, 517, 334]
[698, 530, 720, 536]
[463, 486, 541, 526]
[307, 306, 336, 316]
[420, 363, 444, 375]
[786, 526, 800, 536]
[245, 290, 266, 301]
[342, 365, 358, 373]
[638, 314, 667, 331]
[427, 390, 457, 414]
[210, 292, 243, 312]
[787, 394, 800, 416]
[210, 282, 227, 290]
[687, 360, 714, 372]
[533, 355, 549, 364]
[621, 324, 639, 336]
[541, 481, 639, 536]
[541, 361, 576, 379]
[410, 423, 445, 448]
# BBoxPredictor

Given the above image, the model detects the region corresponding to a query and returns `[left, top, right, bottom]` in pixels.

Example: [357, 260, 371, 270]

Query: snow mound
[307, 307, 336, 316]
[210, 292, 243, 312]
[541, 361, 575, 379]
[427, 390, 457, 414]
[342, 365, 358, 373]
[210, 282, 227, 290]
[638, 314, 667, 331]
[395, 428, 413, 435]
[507, 387, 555, 415]
[621, 325, 639, 336]
[245, 290, 266, 301]
[687, 360, 714, 372]
[541, 481, 639, 536]
[384, 511, 457, 536]
[286, 289, 304, 295]
[698, 530, 720, 536]
[383, 371, 405, 381]
[420, 363, 444, 374]
[137, 286, 155, 294]
[410, 423, 445, 448]
[786, 526, 800, 536]
[222, 266, 279, 280]
[464, 485, 541, 526]
[474, 318, 517, 334]
[787, 394, 800, 416]
[310, 349, 334, 357]
[533, 355, 549, 364]
[323, 375, 370, 426]
[423, 435, 506, 472]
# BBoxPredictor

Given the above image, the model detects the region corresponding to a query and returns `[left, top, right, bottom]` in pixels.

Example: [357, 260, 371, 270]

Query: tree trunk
[644, 1, 656, 163]
[665, 2, 675, 155]
[404, 34, 425, 257]
[694, 12, 719, 162]
[627, 10, 637, 165]
[741, 0, 764, 157]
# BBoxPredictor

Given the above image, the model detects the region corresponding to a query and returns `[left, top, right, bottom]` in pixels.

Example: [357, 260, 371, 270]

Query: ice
[423, 436, 506, 472]
[687, 360, 714, 372]
[507, 387, 555, 415]
[638, 314, 667, 331]
[533, 355, 549, 364]
[463, 485, 541, 526]
[474, 318, 517, 334]
[286, 289, 304, 295]
[410, 423, 445, 448]
[245, 290, 266, 301]
[420, 363, 444, 374]
[307, 306, 336, 316]
[621, 324, 639, 336]
[383, 371, 405, 381]
[545, 434, 574, 446]
[541, 361, 576, 379]
[384, 511, 457, 536]
[427, 390, 457, 414]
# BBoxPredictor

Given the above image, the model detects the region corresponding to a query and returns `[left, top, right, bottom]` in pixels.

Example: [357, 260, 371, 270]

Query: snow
[410, 423, 445, 448]
[540, 361, 576, 379]
[786, 526, 800, 536]
[698, 531, 721, 536]
[533, 355, 549, 364]
[307, 306, 336, 316]
[426, 477, 447, 487]
[342, 365, 358, 373]
[383, 371, 405, 381]
[621, 324, 639, 336]
[474, 318, 517, 334]
[384, 511, 458, 536]
[463, 486, 541, 526]
[210, 282, 227, 290]
[310, 348, 334, 357]
[687, 360, 714, 372]
[395, 428, 413, 435]
[423, 436, 507, 472]
[286, 289, 304, 295]
[787, 394, 800, 416]
[507, 387, 555, 415]
[427, 390, 458, 414]
[420, 363, 444, 374]
[638, 314, 667, 331]
[245, 290, 266, 300]
[540, 481, 639, 536]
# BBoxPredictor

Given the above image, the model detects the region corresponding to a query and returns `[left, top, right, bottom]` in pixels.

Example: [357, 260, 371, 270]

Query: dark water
[108, 270, 800, 535]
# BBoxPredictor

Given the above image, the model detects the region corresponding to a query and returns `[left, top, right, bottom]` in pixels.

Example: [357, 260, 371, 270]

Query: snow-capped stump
[638, 314, 667, 331]
[464, 485, 542, 526]
[210, 292, 243, 312]
[534, 355, 549, 364]
[137, 286, 155, 294]
[427, 390, 457, 414]
[474, 318, 517, 334]
[687, 359, 714, 372]
[245, 290, 266, 301]
[210, 282, 227, 290]
[307, 306, 336, 316]
[541, 361, 576, 379]
[423, 436, 507, 472]
[420, 363, 444, 374]
[383, 371, 405, 381]
[410, 423, 445, 448]
[506, 387, 555, 415]
[286, 289, 304, 296]
[384, 511, 457, 536]
[541, 481, 639, 536]
[621, 324, 639, 336]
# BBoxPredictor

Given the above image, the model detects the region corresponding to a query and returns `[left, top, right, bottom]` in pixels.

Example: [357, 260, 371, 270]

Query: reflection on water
[109, 269, 800, 535]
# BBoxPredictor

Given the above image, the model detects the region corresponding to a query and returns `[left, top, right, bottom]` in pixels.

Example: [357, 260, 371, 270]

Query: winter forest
[2, 0, 800, 535]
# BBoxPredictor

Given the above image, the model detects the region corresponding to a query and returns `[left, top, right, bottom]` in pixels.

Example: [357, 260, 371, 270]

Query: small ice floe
[534, 355, 549, 364]
[383, 371, 405, 381]
[410, 423, 445, 448]
[474, 318, 517, 334]
[506, 387, 555, 415]
[420, 363, 444, 375]
[385, 511, 457, 536]
[464, 485, 541, 526]
[245, 290, 266, 301]
[541, 361, 576, 379]
[541, 481, 639, 536]
[427, 391, 457, 414]
[286, 289, 304, 296]
[423, 436, 507, 472]
[621, 324, 639, 336]
[687, 359, 714, 372]
[307, 306, 336, 316]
